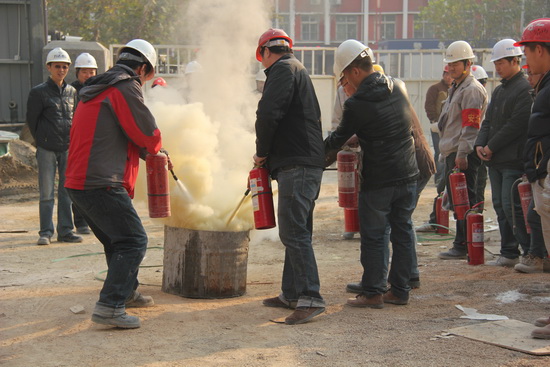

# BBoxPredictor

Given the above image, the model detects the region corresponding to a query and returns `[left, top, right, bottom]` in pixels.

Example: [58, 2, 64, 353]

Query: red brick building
[270, 0, 439, 49]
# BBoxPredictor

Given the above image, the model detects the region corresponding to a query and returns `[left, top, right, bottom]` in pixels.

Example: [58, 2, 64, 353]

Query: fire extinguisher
[466, 205, 484, 265]
[146, 152, 171, 218]
[337, 148, 358, 208]
[518, 175, 532, 234]
[449, 168, 470, 220]
[343, 207, 360, 233]
[436, 193, 449, 234]
[249, 166, 276, 230]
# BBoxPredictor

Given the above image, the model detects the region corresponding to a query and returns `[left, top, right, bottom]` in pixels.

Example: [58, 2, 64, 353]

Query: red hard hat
[256, 28, 293, 62]
[514, 18, 550, 46]
[152, 77, 167, 88]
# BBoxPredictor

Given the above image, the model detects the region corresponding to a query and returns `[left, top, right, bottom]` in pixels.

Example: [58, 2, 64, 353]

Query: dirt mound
[0, 139, 38, 201]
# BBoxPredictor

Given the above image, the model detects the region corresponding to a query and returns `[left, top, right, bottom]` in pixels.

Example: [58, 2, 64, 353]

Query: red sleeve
[461, 108, 481, 129]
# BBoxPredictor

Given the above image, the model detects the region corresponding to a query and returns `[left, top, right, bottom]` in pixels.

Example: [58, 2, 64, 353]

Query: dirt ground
[1, 167, 550, 366]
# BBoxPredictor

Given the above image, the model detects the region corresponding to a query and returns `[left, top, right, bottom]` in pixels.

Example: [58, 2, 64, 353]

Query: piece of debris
[316, 351, 327, 357]
[70, 305, 85, 314]
[455, 304, 508, 321]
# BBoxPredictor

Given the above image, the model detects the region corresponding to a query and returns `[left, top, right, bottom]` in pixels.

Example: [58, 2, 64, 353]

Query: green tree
[418, 0, 550, 47]
[46, 0, 189, 46]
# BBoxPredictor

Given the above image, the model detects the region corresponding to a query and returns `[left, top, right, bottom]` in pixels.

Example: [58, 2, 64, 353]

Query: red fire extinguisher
[466, 206, 484, 265]
[249, 166, 276, 230]
[337, 148, 358, 208]
[436, 193, 449, 234]
[146, 152, 171, 218]
[518, 175, 532, 234]
[449, 168, 470, 220]
[344, 207, 360, 233]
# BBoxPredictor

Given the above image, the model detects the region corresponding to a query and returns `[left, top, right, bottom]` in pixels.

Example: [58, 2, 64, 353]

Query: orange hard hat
[152, 77, 167, 88]
[514, 18, 550, 46]
[256, 28, 293, 62]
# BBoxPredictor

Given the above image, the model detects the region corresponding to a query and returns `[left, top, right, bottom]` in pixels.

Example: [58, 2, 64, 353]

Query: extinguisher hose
[510, 178, 522, 235]
[226, 188, 251, 227]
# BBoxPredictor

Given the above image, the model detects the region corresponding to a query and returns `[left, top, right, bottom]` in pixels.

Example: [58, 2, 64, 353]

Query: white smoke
[139, 0, 271, 232]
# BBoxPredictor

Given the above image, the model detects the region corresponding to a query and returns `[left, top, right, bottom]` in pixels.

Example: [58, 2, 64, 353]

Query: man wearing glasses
[27, 47, 81, 246]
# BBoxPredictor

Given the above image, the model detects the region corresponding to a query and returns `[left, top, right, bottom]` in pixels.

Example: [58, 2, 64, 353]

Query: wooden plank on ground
[447, 319, 550, 356]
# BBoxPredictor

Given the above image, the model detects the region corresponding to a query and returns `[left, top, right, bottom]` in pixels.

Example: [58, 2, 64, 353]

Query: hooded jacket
[255, 54, 325, 173]
[524, 71, 550, 182]
[65, 64, 162, 198]
[475, 71, 531, 170]
[325, 72, 419, 190]
[26, 77, 76, 152]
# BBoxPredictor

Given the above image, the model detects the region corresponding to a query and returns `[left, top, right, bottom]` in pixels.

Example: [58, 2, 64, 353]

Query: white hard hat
[74, 53, 98, 69]
[46, 47, 71, 65]
[471, 65, 488, 80]
[443, 40, 475, 63]
[333, 39, 375, 78]
[185, 60, 202, 75]
[118, 39, 157, 68]
[255, 68, 266, 82]
[490, 39, 523, 62]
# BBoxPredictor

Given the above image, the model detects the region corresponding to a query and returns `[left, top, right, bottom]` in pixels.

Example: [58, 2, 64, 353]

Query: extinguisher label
[250, 178, 260, 211]
[472, 223, 484, 243]
[338, 171, 355, 189]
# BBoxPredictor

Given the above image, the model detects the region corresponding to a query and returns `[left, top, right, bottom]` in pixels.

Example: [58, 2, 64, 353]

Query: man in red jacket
[65, 39, 162, 329]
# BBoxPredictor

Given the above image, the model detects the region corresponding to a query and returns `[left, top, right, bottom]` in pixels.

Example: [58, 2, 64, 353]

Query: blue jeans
[359, 182, 417, 300]
[36, 147, 73, 237]
[67, 187, 147, 310]
[275, 166, 324, 308]
[431, 131, 444, 185]
[488, 167, 529, 258]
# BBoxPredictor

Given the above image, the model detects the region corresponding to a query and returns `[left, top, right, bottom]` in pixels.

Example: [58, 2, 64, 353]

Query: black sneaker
[438, 247, 467, 260]
[76, 226, 91, 235]
[57, 233, 83, 243]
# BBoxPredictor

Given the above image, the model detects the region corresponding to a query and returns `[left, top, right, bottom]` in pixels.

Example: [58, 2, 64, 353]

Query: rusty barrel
[162, 226, 250, 298]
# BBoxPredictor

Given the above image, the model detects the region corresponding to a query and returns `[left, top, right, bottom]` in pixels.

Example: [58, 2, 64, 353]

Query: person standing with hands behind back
[27, 47, 81, 246]
[65, 39, 165, 329]
[253, 28, 326, 325]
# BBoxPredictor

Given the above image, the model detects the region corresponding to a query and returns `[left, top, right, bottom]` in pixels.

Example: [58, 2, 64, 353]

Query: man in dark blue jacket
[475, 39, 531, 267]
[326, 40, 419, 309]
[253, 29, 325, 325]
[27, 47, 81, 246]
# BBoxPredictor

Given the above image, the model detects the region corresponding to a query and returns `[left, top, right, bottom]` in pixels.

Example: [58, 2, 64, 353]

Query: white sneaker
[37, 236, 51, 246]
[486, 256, 519, 267]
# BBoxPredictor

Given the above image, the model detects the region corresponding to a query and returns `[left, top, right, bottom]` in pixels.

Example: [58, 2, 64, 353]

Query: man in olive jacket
[475, 39, 531, 267]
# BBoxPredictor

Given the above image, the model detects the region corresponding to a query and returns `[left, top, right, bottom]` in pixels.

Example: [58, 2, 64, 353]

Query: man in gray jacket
[475, 39, 531, 267]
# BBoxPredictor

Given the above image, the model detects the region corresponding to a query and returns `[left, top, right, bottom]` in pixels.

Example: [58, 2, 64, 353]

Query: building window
[301, 15, 320, 41]
[413, 16, 434, 39]
[380, 14, 396, 40]
[335, 15, 357, 41]
[274, 14, 290, 35]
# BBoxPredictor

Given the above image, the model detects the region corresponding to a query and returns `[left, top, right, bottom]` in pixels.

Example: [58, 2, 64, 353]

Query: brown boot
[346, 294, 383, 309]
[284, 307, 325, 325]
[383, 291, 409, 305]
[535, 316, 550, 327]
[531, 324, 550, 339]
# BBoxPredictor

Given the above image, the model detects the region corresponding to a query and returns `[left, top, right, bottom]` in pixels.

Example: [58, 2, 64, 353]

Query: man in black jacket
[326, 40, 419, 308]
[475, 39, 531, 267]
[516, 18, 550, 340]
[27, 47, 81, 246]
[253, 29, 325, 325]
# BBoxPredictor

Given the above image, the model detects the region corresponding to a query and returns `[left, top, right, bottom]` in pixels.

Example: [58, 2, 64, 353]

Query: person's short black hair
[117, 47, 153, 75]
[499, 56, 522, 64]
[478, 78, 487, 86]
[524, 42, 550, 55]
[265, 45, 292, 56]
[346, 54, 374, 73]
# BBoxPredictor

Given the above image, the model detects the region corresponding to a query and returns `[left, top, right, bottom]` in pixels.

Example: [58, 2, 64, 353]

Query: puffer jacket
[255, 54, 325, 173]
[475, 71, 532, 170]
[325, 72, 419, 190]
[65, 64, 161, 198]
[524, 71, 550, 182]
[26, 77, 76, 152]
